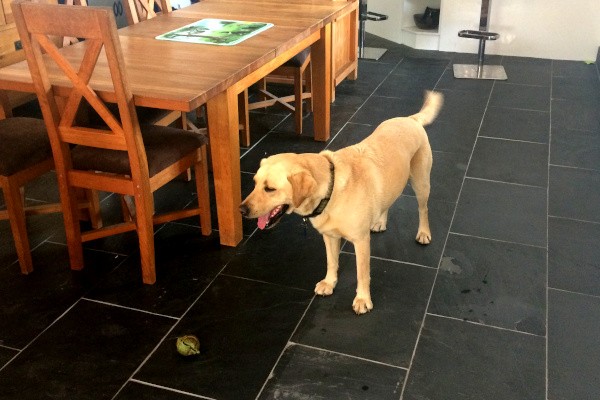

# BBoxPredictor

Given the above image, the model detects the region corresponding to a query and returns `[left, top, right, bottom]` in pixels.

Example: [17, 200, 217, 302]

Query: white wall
[365, 0, 405, 44]
[367, 0, 600, 61]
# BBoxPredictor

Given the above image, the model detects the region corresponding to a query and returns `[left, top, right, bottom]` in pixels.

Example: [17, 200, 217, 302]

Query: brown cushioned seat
[71, 124, 208, 177]
[0, 118, 52, 176]
[283, 48, 310, 68]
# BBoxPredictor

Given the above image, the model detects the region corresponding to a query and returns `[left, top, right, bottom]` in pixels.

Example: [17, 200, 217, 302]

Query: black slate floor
[1, 34, 599, 399]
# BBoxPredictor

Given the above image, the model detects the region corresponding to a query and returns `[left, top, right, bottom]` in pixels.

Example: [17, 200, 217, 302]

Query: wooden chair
[244, 49, 312, 145]
[124, 0, 170, 25]
[13, 0, 212, 284]
[0, 93, 56, 274]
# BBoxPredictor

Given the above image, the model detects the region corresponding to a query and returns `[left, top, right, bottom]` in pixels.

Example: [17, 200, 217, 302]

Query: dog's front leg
[315, 234, 340, 296]
[352, 236, 373, 314]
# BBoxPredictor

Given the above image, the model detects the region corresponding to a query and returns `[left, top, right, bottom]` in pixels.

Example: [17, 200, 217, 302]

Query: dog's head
[240, 153, 325, 230]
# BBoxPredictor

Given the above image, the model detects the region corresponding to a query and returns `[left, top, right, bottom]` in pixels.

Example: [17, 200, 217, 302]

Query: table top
[0, 0, 356, 112]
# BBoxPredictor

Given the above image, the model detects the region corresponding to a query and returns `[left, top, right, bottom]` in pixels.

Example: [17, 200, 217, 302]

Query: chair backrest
[124, 0, 172, 25]
[12, 0, 149, 182]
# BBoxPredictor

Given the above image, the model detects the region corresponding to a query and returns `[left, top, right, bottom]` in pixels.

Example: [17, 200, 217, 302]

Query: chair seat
[72, 124, 208, 177]
[283, 48, 310, 68]
[0, 117, 52, 176]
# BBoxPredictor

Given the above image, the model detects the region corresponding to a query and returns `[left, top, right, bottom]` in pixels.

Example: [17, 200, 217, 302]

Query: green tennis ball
[176, 335, 200, 356]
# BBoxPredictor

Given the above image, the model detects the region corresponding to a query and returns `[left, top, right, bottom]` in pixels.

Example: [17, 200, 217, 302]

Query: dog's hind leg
[410, 142, 433, 245]
[352, 236, 373, 314]
[315, 234, 341, 296]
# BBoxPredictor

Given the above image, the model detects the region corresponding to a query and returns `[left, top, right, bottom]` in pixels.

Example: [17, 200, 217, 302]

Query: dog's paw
[315, 280, 335, 296]
[370, 222, 387, 232]
[415, 231, 431, 245]
[352, 296, 373, 315]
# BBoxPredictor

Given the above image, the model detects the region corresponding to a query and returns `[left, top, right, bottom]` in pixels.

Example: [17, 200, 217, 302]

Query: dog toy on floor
[176, 335, 200, 356]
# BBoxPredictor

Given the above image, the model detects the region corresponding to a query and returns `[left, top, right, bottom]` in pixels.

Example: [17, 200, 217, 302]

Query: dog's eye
[264, 187, 276, 193]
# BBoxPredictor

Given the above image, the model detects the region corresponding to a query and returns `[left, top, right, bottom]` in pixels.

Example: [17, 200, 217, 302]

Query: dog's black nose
[239, 204, 249, 217]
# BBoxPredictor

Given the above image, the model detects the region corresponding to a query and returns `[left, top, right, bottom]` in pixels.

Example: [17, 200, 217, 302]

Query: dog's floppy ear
[288, 171, 317, 208]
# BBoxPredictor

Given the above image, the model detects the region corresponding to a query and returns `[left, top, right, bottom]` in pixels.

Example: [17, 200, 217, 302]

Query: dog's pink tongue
[257, 213, 269, 230]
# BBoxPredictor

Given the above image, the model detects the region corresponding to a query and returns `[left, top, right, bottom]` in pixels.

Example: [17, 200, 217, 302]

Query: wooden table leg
[207, 87, 243, 247]
[311, 22, 332, 142]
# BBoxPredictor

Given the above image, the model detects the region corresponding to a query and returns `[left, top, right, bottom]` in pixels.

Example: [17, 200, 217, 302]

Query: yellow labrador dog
[240, 91, 443, 314]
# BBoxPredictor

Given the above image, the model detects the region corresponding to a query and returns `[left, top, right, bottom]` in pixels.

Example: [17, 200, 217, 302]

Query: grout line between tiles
[545, 59, 554, 400]
[426, 312, 545, 338]
[81, 298, 179, 320]
[464, 175, 547, 189]
[548, 287, 600, 300]
[548, 163, 600, 173]
[0, 343, 20, 352]
[292, 342, 408, 370]
[547, 215, 600, 225]
[218, 273, 311, 293]
[399, 68, 496, 400]
[447, 231, 547, 250]
[0, 298, 83, 373]
[128, 378, 216, 399]
[478, 135, 548, 145]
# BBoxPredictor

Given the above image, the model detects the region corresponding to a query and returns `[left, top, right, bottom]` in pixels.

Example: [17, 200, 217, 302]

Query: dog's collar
[301, 158, 335, 220]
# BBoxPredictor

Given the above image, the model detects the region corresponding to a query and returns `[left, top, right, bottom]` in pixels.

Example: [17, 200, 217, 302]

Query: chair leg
[61, 185, 85, 271]
[294, 68, 303, 135]
[239, 89, 251, 147]
[85, 189, 103, 229]
[305, 63, 313, 112]
[134, 187, 156, 284]
[196, 146, 212, 236]
[2, 180, 33, 274]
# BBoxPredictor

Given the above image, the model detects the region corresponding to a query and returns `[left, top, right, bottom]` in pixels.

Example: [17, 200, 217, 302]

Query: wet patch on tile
[260, 344, 405, 399]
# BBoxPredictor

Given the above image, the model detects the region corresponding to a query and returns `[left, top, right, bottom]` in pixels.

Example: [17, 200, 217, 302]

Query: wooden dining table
[0, 0, 358, 247]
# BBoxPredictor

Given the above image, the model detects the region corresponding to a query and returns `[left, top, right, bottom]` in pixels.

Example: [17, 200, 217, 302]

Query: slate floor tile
[490, 83, 550, 111]
[403, 315, 545, 400]
[552, 98, 600, 132]
[550, 127, 600, 171]
[293, 253, 436, 367]
[134, 275, 313, 400]
[549, 165, 600, 223]
[345, 196, 454, 268]
[259, 344, 405, 399]
[426, 116, 480, 155]
[0, 242, 124, 349]
[549, 217, 600, 297]
[0, 346, 17, 369]
[548, 289, 600, 400]
[429, 234, 546, 335]
[500, 60, 551, 86]
[350, 95, 423, 125]
[467, 137, 548, 187]
[85, 223, 236, 317]
[479, 106, 549, 143]
[115, 382, 200, 400]
[224, 215, 328, 291]
[452, 178, 547, 247]
[0, 300, 174, 400]
[436, 67, 494, 93]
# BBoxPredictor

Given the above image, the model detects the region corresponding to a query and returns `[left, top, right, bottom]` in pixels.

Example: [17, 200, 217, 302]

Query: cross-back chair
[13, 0, 212, 284]
[124, 0, 171, 25]
[246, 49, 312, 144]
